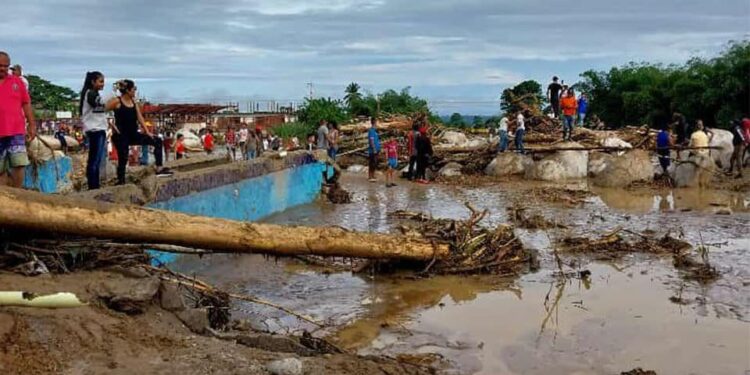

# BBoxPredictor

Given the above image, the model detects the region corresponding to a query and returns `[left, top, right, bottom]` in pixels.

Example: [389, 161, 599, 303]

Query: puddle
[173, 173, 750, 374]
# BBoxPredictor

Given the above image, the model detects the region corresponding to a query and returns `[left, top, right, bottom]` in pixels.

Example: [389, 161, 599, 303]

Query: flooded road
[172, 173, 750, 374]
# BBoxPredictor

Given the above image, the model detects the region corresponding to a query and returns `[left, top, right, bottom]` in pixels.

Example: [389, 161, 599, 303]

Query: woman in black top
[415, 127, 433, 183]
[107, 79, 169, 184]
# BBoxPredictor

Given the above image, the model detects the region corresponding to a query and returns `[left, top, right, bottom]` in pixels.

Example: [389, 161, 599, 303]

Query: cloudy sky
[3, 0, 748, 115]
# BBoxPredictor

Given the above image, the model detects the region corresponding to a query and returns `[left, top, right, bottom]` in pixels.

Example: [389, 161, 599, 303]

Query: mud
[171, 173, 748, 374]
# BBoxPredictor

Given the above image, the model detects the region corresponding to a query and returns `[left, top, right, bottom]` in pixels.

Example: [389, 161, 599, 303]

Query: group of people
[655, 114, 750, 178]
[363, 117, 433, 186]
[224, 123, 264, 161]
[315, 119, 340, 160]
[548, 76, 588, 141]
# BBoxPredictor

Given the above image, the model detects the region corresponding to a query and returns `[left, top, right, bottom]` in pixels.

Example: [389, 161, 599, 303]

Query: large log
[0, 187, 449, 261]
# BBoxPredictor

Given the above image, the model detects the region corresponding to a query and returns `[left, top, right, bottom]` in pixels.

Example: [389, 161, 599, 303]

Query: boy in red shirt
[203, 129, 214, 154]
[0, 51, 36, 188]
[384, 138, 399, 188]
[175, 134, 186, 160]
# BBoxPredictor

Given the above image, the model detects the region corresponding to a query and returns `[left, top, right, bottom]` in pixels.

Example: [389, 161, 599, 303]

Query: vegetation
[500, 80, 544, 114]
[296, 97, 348, 128]
[270, 122, 313, 140]
[344, 82, 362, 113]
[577, 40, 749, 128]
[448, 113, 466, 128]
[27, 75, 78, 116]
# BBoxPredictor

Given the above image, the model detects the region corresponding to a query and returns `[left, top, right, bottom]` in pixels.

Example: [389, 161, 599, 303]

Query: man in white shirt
[9, 65, 29, 91]
[238, 123, 249, 159]
[515, 112, 525, 154]
[497, 116, 509, 152]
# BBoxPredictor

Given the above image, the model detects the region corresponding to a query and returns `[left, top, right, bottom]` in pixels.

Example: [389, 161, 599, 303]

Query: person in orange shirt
[560, 88, 578, 141]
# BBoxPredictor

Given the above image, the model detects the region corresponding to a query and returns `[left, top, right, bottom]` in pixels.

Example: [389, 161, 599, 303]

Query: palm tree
[344, 82, 362, 110]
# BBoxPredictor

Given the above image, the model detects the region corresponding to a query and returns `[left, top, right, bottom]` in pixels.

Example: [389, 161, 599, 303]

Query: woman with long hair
[79, 71, 117, 189]
[106, 79, 170, 184]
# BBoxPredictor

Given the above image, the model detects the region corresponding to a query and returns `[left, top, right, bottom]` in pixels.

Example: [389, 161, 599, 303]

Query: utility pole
[306, 83, 314, 100]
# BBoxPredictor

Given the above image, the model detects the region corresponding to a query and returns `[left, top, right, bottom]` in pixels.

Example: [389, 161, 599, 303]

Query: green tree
[472, 116, 484, 128]
[344, 82, 362, 112]
[26, 75, 78, 115]
[360, 87, 430, 118]
[500, 80, 544, 114]
[297, 97, 348, 129]
[448, 112, 465, 128]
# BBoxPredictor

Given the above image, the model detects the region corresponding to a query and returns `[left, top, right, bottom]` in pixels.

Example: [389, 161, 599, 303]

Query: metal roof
[143, 104, 228, 115]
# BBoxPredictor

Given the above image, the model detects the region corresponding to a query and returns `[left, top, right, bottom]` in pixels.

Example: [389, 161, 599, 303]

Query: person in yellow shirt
[689, 121, 710, 156]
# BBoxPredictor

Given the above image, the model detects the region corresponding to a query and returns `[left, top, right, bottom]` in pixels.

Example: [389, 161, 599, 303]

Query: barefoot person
[384, 138, 398, 187]
[107, 79, 170, 185]
[79, 71, 117, 190]
[0, 51, 36, 188]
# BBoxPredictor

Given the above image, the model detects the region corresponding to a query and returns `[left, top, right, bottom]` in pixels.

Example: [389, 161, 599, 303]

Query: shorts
[0, 134, 30, 173]
[388, 157, 398, 169]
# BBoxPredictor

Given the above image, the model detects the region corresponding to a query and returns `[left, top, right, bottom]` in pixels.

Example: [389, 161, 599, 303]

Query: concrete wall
[23, 156, 73, 194]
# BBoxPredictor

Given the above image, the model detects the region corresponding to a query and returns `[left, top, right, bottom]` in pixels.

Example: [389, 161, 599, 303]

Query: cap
[9, 64, 21, 71]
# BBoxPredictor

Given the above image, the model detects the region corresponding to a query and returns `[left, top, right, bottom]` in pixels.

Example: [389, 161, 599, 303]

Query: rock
[441, 131, 468, 146]
[465, 139, 488, 148]
[588, 152, 614, 178]
[714, 208, 732, 215]
[601, 137, 632, 155]
[526, 142, 589, 181]
[347, 164, 367, 173]
[96, 277, 161, 315]
[158, 282, 186, 312]
[265, 358, 303, 375]
[675, 153, 715, 188]
[485, 153, 533, 176]
[177, 308, 210, 334]
[439, 162, 463, 177]
[708, 128, 734, 169]
[592, 150, 655, 187]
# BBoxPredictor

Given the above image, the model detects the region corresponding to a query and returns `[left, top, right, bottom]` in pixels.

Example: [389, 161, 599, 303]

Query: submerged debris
[507, 203, 567, 230]
[525, 187, 593, 207]
[325, 183, 353, 204]
[390, 205, 532, 275]
[621, 368, 657, 375]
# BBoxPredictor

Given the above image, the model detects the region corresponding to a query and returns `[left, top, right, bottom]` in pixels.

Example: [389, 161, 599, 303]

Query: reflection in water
[177, 174, 750, 375]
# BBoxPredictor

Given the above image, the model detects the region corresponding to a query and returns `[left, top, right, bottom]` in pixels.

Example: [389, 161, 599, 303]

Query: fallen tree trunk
[0, 187, 449, 261]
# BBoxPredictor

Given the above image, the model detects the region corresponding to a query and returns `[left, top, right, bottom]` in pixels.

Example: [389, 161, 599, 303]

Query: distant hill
[439, 114, 498, 126]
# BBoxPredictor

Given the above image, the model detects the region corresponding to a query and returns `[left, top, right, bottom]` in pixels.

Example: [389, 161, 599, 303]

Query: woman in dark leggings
[107, 79, 170, 184]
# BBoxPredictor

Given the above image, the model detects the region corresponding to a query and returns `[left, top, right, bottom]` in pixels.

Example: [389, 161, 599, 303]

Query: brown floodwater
[172, 173, 750, 374]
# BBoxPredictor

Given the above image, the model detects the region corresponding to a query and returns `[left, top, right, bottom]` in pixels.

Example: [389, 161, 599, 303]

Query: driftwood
[0, 187, 449, 261]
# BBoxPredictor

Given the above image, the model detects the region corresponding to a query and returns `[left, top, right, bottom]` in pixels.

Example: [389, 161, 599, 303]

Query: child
[385, 138, 398, 187]
[175, 134, 186, 160]
[204, 129, 214, 155]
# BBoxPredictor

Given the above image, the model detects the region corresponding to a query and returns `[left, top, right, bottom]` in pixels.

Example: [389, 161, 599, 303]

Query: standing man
[577, 93, 588, 127]
[547, 76, 563, 119]
[672, 113, 689, 146]
[9, 64, 29, 91]
[497, 115, 509, 152]
[656, 123, 673, 176]
[317, 119, 329, 150]
[727, 119, 745, 178]
[560, 89, 578, 141]
[689, 121, 710, 156]
[367, 117, 381, 182]
[0, 52, 36, 188]
[226, 125, 237, 161]
[238, 123, 249, 160]
[515, 112, 526, 154]
[407, 123, 419, 180]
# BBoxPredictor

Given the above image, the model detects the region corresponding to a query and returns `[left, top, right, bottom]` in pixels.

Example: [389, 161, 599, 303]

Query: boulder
[266, 358, 304, 375]
[347, 164, 367, 173]
[601, 137, 632, 156]
[526, 142, 589, 181]
[674, 154, 715, 188]
[588, 152, 614, 178]
[158, 282, 186, 312]
[177, 308, 211, 334]
[439, 162, 463, 177]
[441, 131, 469, 146]
[95, 277, 161, 315]
[485, 153, 533, 176]
[708, 128, 734, 169]
[592, 150, 655, 187]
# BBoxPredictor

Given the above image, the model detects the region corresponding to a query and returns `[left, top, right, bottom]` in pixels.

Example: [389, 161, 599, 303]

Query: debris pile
[506, 203, 567, 230]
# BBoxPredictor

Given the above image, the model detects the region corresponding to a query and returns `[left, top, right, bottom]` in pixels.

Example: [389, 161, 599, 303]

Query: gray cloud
[3, 0, 748, 114]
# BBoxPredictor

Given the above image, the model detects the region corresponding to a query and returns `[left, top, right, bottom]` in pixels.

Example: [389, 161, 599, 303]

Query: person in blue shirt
[577, 93, 588, 127]
[656, 123, 673, 175]
[367, 117, 381, 182]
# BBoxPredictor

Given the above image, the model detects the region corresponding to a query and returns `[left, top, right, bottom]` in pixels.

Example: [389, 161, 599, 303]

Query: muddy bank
[0, 269, 434, 375]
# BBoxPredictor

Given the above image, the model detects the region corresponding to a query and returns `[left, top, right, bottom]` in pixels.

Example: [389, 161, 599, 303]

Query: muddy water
[172, 174, 750, 374]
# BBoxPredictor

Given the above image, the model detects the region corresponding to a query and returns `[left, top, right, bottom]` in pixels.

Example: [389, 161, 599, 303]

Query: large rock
[95, 277, 161, 315]
[266, 358, 304, 375]
[526, 142, 589, 181]
[675, 153, 715, 188]
[158, 282, 186, 312]
[592, 150, 655, 187]
[441, 131, 469, 146]
[177, 308, 211, 334]
[587, 152, 614, 178]
[485, 153, 533, 176]
[601, 137, 633, 156]
[439, 162, 463, 177]
[708, 128, 734, 169]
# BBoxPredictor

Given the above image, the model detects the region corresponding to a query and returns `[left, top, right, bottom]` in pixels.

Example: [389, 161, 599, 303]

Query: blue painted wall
[148, 162, 328, 264]
[24, 156, 73, 193]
